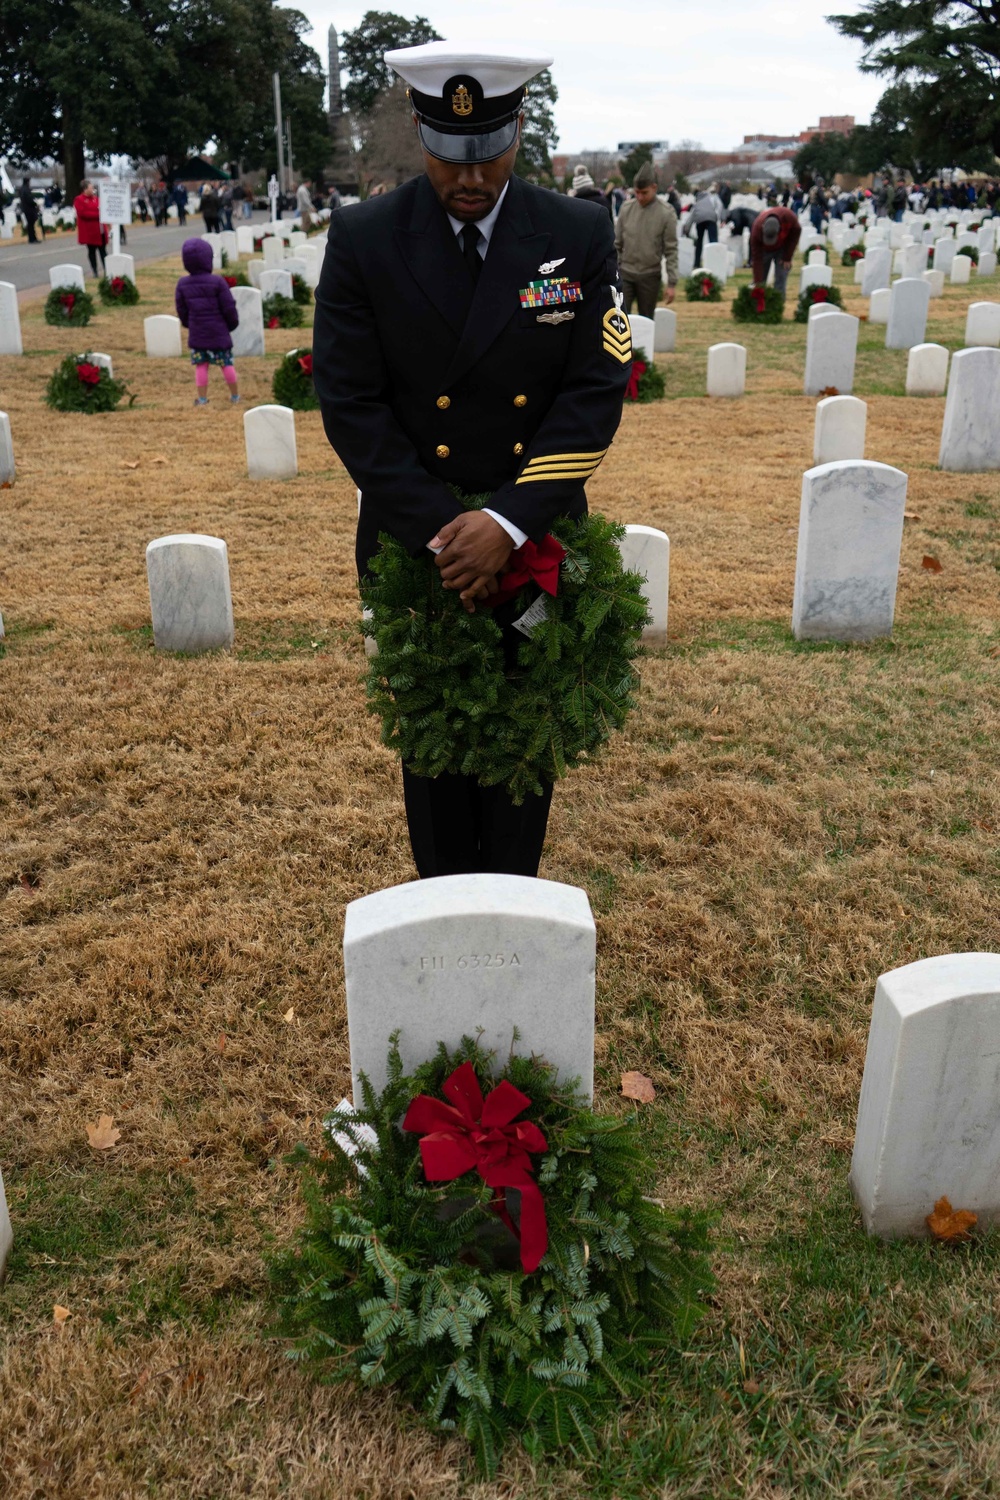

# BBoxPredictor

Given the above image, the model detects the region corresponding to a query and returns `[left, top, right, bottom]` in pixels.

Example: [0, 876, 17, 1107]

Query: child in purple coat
[175, 238, 241, 405]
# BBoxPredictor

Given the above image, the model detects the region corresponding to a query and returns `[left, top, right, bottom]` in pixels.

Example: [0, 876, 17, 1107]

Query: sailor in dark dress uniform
[313, 42, 630, 879]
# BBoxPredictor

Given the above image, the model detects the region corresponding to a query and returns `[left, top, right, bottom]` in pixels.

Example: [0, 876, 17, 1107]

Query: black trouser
[86, 243, 106, 276]
[402, 766, 553, 878]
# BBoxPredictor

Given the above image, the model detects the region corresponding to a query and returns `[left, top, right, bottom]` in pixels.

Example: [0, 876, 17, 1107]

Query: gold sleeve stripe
[522, 448, 608, 469]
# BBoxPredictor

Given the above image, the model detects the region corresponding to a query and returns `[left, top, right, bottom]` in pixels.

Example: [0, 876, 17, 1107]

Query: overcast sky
[293, 0, 883, 153]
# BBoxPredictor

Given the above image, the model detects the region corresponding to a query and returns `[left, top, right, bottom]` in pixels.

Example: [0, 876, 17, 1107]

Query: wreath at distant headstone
[44, 285, 95, 327]
[793, 283, 845, 323]
[731, 283, 784, 323]
[271, 347, 319, 410]
[957, 245, 980, 265]
[841, 246, 865, 266]
[361, 495, 649, 804]
[262, 291, 304, 329]
[290, 273, 312, 306]
[625, 357, 666, 401]
[271, 1037, 713, 1478]
[97, 274, 140, 306]
[684, 270, 723, 302]
[45, 353, 133, 413]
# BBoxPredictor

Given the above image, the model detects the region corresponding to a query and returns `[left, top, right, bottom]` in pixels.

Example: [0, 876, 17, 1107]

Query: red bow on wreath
[751, 286, 767, 313]
[76, 361, 101, 385]
[812, 287, 829, 303]
[625, 358, 647, 401]
[403, 1061, 549, 1272]
[485, 532, 565, 610]
[700, 277, 713, 298]
[60, 293, 76, 313]
[297, 354, 313, 376]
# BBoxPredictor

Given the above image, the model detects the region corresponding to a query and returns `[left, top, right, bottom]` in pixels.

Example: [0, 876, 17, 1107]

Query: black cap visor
[417, 116, 520, 163]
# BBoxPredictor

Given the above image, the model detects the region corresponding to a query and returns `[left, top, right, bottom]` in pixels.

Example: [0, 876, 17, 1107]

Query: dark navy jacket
[312, 174, 631, 573]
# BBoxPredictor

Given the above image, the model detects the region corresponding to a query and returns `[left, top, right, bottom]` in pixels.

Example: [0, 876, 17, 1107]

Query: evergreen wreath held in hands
[684, 270, 723, 302]
[45, 353, 133, 413]
[793, 283, 844, 322]
[97, 274, 140, 306]
[262, 291, 304, 329]
[272, 348, 320, 410]
[360, 495, 650, 805]
[731, 283, 784, 323]
[270, 1036, 713, 1478]
[44, 285, 95, 327]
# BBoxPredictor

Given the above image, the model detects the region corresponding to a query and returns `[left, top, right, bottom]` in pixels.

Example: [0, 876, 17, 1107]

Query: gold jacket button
[513, 394, 527, 408]
[436, 395, 451, 409]
[436, 444, 450, 459]
[513, 442, 524, 456]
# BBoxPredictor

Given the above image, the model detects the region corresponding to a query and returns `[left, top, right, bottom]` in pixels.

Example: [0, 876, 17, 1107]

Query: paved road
[0, 213, 271, 294]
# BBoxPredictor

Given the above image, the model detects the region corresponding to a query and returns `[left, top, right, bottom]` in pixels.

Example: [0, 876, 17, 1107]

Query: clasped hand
[428, 511, 514, 613]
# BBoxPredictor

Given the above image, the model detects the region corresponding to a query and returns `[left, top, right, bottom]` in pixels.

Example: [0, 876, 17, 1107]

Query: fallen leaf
[922, 555, 943, 573]
[53, 1304, 71, 1329]
[282, 1006, 295, 1023]
[903, 511, 921, 521]
[621, 1071, 656, 1103]
[120, 460, 140, 470]
[86, 1114, 121, 1150]
[819, 385, 839, 397]
[926, 1196, 977, 1242]
[218, 1033, 226, 1054]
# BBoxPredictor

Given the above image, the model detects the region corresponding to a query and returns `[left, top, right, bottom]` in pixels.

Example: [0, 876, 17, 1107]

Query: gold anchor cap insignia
[452, 83, 473, 117]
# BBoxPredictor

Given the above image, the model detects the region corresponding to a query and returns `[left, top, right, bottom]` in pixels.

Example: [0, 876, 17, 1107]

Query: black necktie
[461, 222, 483, 283]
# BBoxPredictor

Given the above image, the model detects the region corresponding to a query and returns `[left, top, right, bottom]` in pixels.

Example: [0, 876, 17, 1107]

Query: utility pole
[273, 71, 286, 193]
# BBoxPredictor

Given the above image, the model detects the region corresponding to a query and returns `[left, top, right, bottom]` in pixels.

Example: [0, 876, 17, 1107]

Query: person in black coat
[313, 42, 630, 880]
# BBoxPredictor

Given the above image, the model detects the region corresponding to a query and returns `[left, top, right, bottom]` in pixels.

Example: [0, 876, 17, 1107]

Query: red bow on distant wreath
[60, 293, 75, 313]
[76, 361, 101, 385]
[486, 532, 565, 610]
[403, 1061, 549, 1272]
[297, 354, 313, 376]
[751, 286, 767, 313]
[625, 357, 647, 400]
[813, 286, 829, 302]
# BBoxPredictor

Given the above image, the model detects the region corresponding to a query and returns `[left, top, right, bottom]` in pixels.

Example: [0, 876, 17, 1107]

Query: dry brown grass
[2, 248, 1000, 1498]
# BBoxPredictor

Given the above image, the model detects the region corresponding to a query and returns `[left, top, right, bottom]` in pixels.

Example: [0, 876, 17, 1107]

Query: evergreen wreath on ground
[270, 1037, 713, 1477]
[684, 270, 722, 302]
[97, 274, 139, 306]
[44, 285, 95, 327]
[625, 357, 666, 401]
[360, 496, 649, 804]
[45, 353, 132, 413]
[262, 291, 304, 329]
[957, 245, 980, 264]
[731, 283, 784, 323]
[793, 283, 844, 322]
[291, 273, 312, 306]
[841, 246, 865, 266]
[272, 347, 319, 410]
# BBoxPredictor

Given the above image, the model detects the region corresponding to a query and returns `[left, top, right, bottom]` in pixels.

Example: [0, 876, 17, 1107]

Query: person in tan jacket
[613, 162, 678, 318]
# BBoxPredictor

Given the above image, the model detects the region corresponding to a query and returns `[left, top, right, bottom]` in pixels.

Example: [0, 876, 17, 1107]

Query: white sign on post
[98, 179, 131, 258]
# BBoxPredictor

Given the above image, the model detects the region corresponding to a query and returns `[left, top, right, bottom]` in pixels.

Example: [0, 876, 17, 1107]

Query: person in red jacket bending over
[74, 181, 109, 278]
[749, 207, 801, 302]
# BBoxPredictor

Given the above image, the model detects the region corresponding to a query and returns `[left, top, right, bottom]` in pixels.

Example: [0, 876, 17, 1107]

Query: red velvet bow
[60, 293, 76, 313]
[625, 357, 647, 400]
[297, 354, 313, 376]
[403, 1061, 549, 1272]
[76, 361, 101, 385]
[486, 532, 565, 610]
[751, 286, 767, 313]
[813, 286, 829, 302]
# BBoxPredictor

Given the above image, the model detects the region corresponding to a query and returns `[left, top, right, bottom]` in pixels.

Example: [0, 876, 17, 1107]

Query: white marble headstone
[343, 874, 596, 1101]
[707, 342, 746, 398]
[0, 282, 21, 355]
[627, 314, 655, 363]
[951, 254, 972, 285]
[965, 301, 1000, 348]
[616, 524, 669, 644]
[244, 404, 297, 480]
[49, 263, 86, 293]
[905, 343, 949, 396]
[143, 315, 183, 358]
[939, 347, 1000, 471]
[885, 276, 930, 350]
[804, 311, 858, 396]
[813, 394, 867, 464]
[851, 953, 1000, 1237]
[104, 253, 136, 283]
[792, 459, 908, 642]
[230, 286, 265, 356]
[260, 268, 293, 300]
[146, 534, 234, 653]
[653, 307, 676, 353]
[0, 411, 15, 485]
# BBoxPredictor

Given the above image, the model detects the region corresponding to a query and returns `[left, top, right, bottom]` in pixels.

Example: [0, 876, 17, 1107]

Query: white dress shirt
[431, 182, 529, 553]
